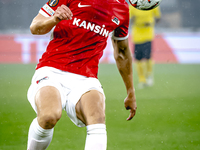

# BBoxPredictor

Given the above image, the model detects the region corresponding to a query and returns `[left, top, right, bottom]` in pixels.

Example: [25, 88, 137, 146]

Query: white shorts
[27, 67, 105, 127]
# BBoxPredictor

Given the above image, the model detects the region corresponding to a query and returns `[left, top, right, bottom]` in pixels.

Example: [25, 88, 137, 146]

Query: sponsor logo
[72, 17, 110, 37]
[78, 2, 91, 8]
[36, 76, 49, 84]
[112, 16, 120, 25]
[48, 0, 59, 7]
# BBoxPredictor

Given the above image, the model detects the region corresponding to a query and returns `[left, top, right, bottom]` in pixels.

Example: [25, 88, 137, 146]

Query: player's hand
[54, 5, 73, 22]
[124, 92, 137, 121]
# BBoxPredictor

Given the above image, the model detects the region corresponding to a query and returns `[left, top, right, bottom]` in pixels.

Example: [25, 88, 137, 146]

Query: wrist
[52, 15, 61, 24]
[127, 88, 135, 97]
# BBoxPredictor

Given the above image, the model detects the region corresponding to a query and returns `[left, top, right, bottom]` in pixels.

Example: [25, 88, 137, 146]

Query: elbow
[30, 25, 38, 35]
[30, 24, 45, 35]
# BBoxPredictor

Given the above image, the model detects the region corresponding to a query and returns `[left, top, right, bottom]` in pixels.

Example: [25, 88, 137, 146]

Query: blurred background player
[129, 6, 161, 89]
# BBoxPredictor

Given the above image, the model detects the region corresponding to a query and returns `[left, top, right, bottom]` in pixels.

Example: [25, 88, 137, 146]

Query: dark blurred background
[0, 0, 200, 33]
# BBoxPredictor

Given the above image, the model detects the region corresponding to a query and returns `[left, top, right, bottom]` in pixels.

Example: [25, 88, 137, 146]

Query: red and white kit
[37, 0, 130, 78]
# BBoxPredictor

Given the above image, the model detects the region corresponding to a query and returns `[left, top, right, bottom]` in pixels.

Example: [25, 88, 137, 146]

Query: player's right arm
[30, 5, 73, 35]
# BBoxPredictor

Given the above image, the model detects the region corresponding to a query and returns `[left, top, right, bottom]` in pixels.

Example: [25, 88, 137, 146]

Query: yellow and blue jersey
[129, 6, 161, 44]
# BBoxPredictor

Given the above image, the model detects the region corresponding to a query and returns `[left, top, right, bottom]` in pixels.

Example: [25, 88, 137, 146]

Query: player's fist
[54, 4, 73, 21]
[124, 93, 137, 121]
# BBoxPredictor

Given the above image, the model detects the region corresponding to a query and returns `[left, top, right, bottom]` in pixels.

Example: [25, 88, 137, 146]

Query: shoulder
[129, 5, 142, 15]
[153, 7, 160, 12]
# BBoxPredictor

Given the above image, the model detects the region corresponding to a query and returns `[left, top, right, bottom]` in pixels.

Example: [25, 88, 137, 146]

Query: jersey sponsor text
[72, 18, 110, 37]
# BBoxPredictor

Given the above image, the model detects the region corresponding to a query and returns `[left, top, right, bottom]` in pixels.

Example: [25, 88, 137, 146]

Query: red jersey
[37, 0, 129, 78]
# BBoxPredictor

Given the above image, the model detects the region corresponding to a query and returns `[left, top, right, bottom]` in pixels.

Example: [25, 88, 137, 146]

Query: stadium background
[0, 0, 200, 64]
[0, 0, 200, 150]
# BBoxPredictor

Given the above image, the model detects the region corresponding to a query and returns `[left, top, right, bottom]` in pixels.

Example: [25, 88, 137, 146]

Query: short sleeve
[153, 7, 161, 19]
[39, 0, 68, 17]
[112, 12, 129, 41]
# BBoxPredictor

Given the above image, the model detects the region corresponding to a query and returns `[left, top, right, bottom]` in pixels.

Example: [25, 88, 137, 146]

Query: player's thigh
[75, 90, 105, 125]
[35, 86, 62, 127]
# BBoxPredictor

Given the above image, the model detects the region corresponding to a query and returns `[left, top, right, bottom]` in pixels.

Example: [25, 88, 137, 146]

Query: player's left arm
[112, 38, 137, 121]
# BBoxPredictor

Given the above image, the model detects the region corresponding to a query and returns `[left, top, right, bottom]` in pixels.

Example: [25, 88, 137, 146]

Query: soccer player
[129, 6, 161, 89]
[27, 0, 137, 150]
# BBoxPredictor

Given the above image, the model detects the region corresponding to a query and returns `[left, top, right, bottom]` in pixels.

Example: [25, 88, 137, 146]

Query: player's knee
[86, 112, 105, 125]
[96, 113, 105, 124]
[90, 109, 105, 124]
[77, 90, 105, 125]
[38, 110, 62, 129]
[35, 86, 62, 129]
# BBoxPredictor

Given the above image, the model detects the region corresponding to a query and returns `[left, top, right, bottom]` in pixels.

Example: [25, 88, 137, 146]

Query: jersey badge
[48, 0, 59, 7]
[112, 16, 120, 25]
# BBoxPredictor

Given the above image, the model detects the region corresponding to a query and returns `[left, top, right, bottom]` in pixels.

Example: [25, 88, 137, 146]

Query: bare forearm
[114, 44, 135, 95]
[30, 15, 59, 35]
